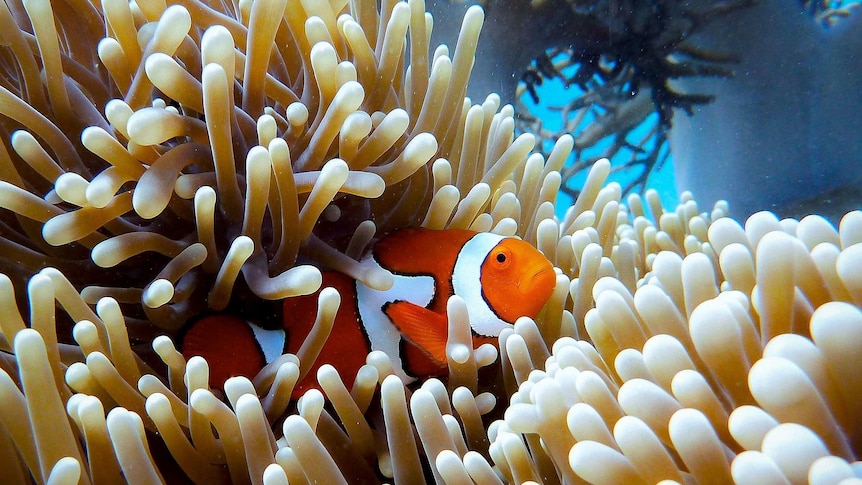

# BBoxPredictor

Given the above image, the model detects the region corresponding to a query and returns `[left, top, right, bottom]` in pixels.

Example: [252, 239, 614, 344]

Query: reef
[429, 0, 754, 209]
[432, 1, 862, 221]
[0, 0, 860, 484]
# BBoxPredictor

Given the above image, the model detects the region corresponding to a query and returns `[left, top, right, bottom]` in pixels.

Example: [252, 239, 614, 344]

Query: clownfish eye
[492, 248, 511, 267]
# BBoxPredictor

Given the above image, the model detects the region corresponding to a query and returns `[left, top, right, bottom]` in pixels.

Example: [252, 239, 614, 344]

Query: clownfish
[180, 228, 556, 395]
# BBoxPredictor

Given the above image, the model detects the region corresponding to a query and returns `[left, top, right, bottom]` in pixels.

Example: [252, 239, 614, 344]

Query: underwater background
[522, 76, 679, 217]
[434, 0, 862, 221]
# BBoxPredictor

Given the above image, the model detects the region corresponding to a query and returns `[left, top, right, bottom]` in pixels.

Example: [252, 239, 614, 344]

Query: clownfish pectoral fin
[384, 301, 448, 366]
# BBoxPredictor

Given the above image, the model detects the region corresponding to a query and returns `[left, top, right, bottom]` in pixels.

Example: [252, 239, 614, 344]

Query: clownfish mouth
[526, 267, 556, 293]
[531, 267, 555, 282]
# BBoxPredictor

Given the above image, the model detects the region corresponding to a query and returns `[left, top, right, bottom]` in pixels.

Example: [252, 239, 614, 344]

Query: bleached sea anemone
[0, 0, 860, 483]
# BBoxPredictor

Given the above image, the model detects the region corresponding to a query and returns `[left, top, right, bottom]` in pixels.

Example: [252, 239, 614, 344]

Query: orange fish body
[181, 228, 556, 395]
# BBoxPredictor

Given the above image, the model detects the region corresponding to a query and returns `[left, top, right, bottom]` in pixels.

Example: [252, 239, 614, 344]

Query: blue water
[522, 77, 680, 218]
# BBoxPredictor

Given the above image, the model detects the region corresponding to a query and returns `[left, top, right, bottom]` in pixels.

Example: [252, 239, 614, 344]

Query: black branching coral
[430, 0, 753, 203]
[442, 0, 753, 123]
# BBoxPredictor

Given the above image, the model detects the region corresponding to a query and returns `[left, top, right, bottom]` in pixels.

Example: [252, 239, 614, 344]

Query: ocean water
[520, 78, 679, 218]
[519, 0, 860, 216]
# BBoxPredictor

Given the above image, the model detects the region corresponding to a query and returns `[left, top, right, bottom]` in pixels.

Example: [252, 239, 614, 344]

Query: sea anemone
[0, 0, 860, 483]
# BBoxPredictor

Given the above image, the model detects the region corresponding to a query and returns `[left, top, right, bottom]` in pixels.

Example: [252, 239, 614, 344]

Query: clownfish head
[453, 233, 556, 337]
[481, 237, 557, 322]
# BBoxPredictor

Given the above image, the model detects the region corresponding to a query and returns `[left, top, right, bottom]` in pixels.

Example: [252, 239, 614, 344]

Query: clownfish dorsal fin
[384, 301, 448, 366]
[373, 228, 476, 279]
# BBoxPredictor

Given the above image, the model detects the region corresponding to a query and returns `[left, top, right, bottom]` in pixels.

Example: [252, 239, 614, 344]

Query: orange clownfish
[180, 228, 557, 395]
